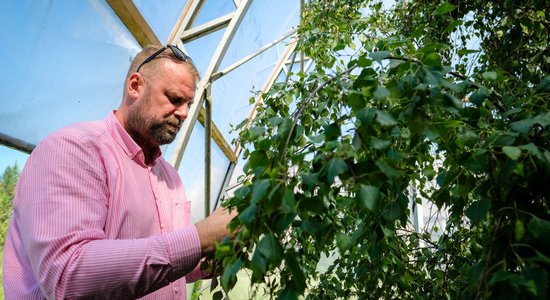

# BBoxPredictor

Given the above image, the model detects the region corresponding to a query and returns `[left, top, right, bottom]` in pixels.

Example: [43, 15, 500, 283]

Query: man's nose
[174, 104, 188, 121]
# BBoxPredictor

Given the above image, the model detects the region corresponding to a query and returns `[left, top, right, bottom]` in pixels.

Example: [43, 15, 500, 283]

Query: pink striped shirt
[3, 112, 206, 299]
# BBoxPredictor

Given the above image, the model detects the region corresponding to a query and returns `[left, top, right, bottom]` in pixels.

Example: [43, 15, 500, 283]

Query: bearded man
[3, 45, 235, 299]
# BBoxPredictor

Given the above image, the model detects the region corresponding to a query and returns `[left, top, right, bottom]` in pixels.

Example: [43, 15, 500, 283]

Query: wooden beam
[106, 0, 161, 47]
[180, 12, 234, 44]
[196, 107, 237, 163]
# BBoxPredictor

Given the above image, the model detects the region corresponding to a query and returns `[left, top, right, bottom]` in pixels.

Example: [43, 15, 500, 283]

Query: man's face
[127, 61, 196, 147]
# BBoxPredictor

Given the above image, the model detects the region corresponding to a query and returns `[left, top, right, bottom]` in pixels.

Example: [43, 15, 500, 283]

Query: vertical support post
[204, 83, 212, 217]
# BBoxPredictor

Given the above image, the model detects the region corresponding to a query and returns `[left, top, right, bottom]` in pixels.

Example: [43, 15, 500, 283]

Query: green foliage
[1, 163, 20, 299]
[215, 0, 550, 299]
[1, 163, 19, 248]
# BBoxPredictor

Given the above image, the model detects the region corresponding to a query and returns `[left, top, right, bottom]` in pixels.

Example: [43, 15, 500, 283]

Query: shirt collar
[106, 111, 162, 166]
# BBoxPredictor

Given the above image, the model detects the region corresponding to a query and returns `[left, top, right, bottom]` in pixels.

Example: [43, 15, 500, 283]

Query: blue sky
[0, 146, 29, 174]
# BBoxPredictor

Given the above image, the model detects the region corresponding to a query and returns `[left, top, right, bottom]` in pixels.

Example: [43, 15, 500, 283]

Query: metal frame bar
[0, 133, 34, 154]
[204, 84, 212, 216]
[170, 0, 253, 169]
[180, 12, 234, 44]
[211, 28, 297, 81]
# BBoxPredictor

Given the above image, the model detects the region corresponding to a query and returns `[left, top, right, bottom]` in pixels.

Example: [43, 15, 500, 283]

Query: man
[3, 45, 235, 299]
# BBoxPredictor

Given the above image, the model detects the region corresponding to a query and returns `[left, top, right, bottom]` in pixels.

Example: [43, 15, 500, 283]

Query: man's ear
[127, 73, 143, 101]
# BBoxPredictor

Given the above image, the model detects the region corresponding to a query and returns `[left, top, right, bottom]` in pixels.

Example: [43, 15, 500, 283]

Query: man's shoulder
[40, 119, 109, 149]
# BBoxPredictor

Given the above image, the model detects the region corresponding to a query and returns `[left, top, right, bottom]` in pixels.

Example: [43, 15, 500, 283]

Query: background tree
[1, 163, 20, 298]
[214, 0, 550, 299]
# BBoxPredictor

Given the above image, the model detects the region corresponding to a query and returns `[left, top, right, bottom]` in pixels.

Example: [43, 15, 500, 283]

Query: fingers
[194, 207, 238, 256]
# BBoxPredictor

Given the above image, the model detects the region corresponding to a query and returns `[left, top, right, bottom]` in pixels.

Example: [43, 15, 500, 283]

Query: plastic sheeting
[0, 1, 140, 146]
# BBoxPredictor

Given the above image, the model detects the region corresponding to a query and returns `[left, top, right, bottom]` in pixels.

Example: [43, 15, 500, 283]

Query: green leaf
[268, 116, 283, 126]
[469, 87, 490, 106]
[422, 52, 442, 67]
[465, 199, 491, 225]
[358, 185, 379, 210]
[436, 2, 456, 15]
[248, 126, 266, 138]
[324, 122, 341, 141]
[300, 219, 322, 235]
[251, 179, 271, 203]
[369, 51, 391, 62]
[528, 216, 550, 247]
[274, 212, 296, 233]
[336, 233, 354, 252]
[221, 258, 242, 290]
[537, 76, 550, 93]
[233, 186, 251, 200]
[248, 151, 268, 169]
[375, 160, 399, 178]
[482, 71, 498, 81]
[324, 157, 348, 184]
[286, 253, 306, 293]
[374, 86, 390, 99]
[301, 172, 319, 190]
[369, 136, 391, 150]
[238, 204, 259, 226]
[376, 110, 398, 127]
[258, 234, 283, 266]
[382, 202, 400, 221]
[281, 189, 296, 213]
[502, 146, 522, 160]
[252, 248, 268, 275]
[212, 291, 223, 300]
[279, 286, 298, 300]
[515, 219, 525, 241]
[511, 118, 534, 134]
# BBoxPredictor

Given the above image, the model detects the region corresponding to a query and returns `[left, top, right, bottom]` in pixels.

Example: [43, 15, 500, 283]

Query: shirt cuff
[161, 225, 202, 281]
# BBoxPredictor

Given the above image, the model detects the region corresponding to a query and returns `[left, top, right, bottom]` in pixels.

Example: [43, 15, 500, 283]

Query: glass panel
[210, 141, 230, 210]
[193, 0, 236, 26]
[183, 28, 226, 76]
[211, 39, 291, 143]
[177, 123, 206, 223]
[0, 1, 140, 146]
[218, 0, 300, 70]
[175, 123, 230, 223]
[205, 0, 300, 143]
[225, 150, 247, 198]
[132, 0, 186, 43]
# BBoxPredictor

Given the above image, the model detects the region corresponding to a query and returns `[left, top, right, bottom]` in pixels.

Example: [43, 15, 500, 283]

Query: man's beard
[127, 94, 182, 146]
[150, 118, 181, 145]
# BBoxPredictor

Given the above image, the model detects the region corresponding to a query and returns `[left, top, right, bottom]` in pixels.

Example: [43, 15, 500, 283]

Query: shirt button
[174, 288, 178, 294]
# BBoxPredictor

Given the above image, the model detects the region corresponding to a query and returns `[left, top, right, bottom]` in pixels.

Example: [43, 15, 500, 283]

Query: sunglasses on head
[136, 45, 194, 72]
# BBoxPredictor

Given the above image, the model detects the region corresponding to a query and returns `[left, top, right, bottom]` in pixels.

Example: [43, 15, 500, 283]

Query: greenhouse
[1, 0, 549, 299]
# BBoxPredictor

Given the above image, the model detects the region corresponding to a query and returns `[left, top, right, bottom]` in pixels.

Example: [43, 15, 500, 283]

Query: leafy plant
[214, 0, 550, 299]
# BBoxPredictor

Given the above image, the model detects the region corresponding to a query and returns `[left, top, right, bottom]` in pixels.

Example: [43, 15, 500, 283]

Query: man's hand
[194, 207, 237, 256]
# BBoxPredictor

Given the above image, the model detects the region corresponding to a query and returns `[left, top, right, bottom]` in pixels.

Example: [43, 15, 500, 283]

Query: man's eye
[169, 96, 181, 104]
